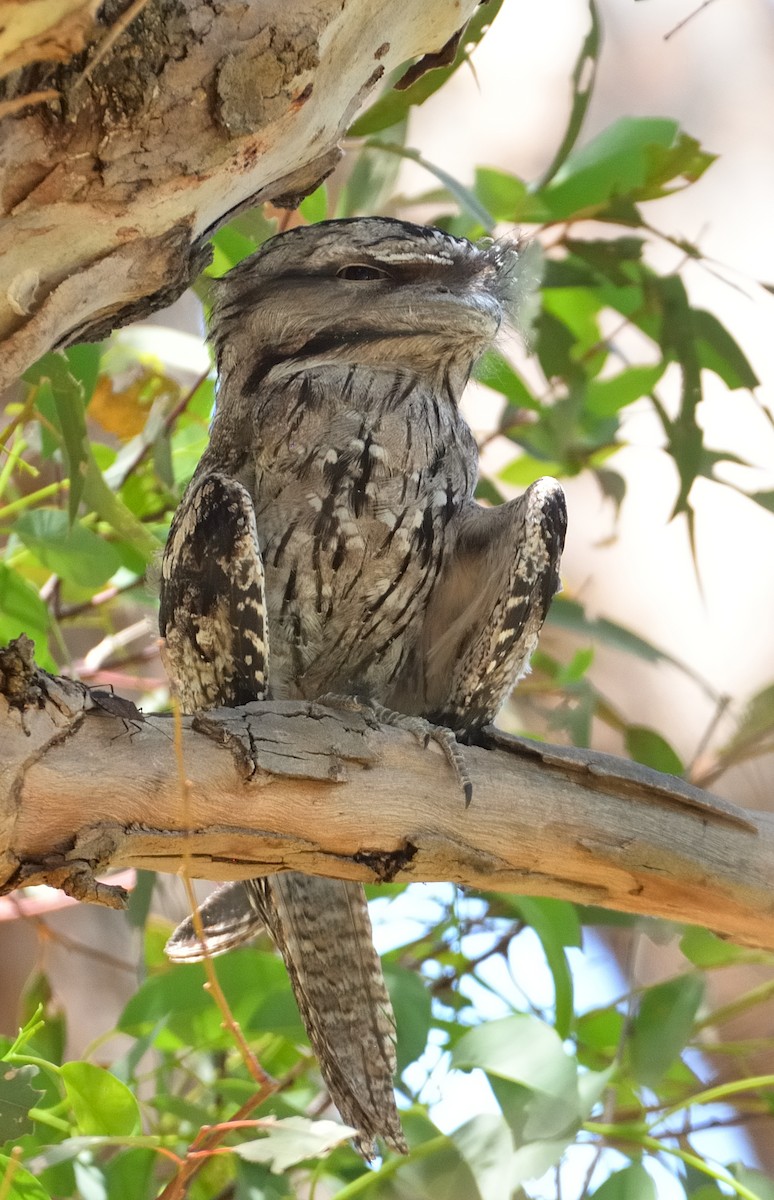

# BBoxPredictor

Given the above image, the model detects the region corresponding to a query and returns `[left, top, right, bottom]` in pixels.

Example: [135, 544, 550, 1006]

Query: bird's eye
[336, 264, 391, 281]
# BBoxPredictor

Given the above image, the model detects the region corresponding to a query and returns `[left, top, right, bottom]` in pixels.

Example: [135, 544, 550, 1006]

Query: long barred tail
[166, 874, 406, 1158]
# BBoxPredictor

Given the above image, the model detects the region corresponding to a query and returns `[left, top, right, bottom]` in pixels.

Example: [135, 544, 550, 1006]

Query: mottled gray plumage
[159, 217, 566, 1157]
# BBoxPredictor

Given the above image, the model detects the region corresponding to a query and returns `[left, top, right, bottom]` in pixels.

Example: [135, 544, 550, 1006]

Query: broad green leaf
[383, 963, 432, 1072]
[473, 168, 546, 224]
[0, 1064, 44, 1142]
[349, 0, 506, 137]
[577, 1008, 625, 1059]
[26, 352, 89, 520]
[508, 898, 581, 1037]
[509, 1134, 576, 1185]
[368, 143, 494, 230]
[538, 117, 715, 220]
[298, 184, 328, 224]
[61, 1062, 141, 1136]
[679, 927, 752, 969]
[236, 1118, 356, 1172]
[693, 309, 759, 389]
[584, 365, 666, 417]
[541, 288, 603, 357]
[537, 0, 602, 188]
[119, 950, 299, 1049]
[722, 682, 774, 755]
[729, 1166, 774, 1200]
[235, 1159, 296, 1199]
[26, 352, 159, 560]
[630, 974, 704, 1088]
[592, 1164, 657, 1200]
[452, 1015, 580, 1139]
[0, 1156, 51, 1200]
[474, 350, 541, 412]
[125, 870, 157, 929]
[450, 1114, 517, 1200]
[338, 121, 408, 217]
[548, 597, 719, 701]
[625, 726, 684, 775]
[209, 226, 257, 273]
[15, 509, 121, 589]
[368, 1110, 482, 1200]
[65, 343, 102, 405]
[746, 490, 774, 514]
[499, 455, 565, 487]
[0, 564, 51, 657]
[99, 1147, 157, 1200]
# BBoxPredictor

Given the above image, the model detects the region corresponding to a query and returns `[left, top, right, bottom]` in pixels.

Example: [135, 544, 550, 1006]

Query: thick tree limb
[0, 0, 480, 388]
[2, 638, 773, 948]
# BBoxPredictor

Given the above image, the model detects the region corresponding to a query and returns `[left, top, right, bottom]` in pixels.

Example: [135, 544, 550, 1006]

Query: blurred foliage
[2, 0, 774, 1197]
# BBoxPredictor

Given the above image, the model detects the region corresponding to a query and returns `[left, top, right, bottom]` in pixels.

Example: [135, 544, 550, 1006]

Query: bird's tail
[166, 874, 407, 1158]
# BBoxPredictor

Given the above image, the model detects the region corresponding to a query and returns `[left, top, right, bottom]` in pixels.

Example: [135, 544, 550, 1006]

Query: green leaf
[349, 0, 506, 137]
[630, 974, 704, 1088]
[745, 489, 774, 514]
[729, 1166, 774, 1200]
[368, 143, 495, 230]
[451, 1014, 580, 1138]
[61, 1062, 141, 1136]
[27, 353, 89, 522]
[338, 122, 408, 217]
[0, 1064, 44, 1142]
[679, 927, 752, 969]
[64, 344, 103, 405]
[119, 950, 300, 1049]
[18, 972, 66, 1067]
[577, 1008, 625, 1059]
[584, 365, 666, 417]
[26, 352, 159, 560]
[538, 117, 715, 220]
[508, 898, 581, 1038]
[449, 1114, 516, 1200]
[474, 350, 541, 412]
[473, 168, 545, 224]
[625, 726, 684, 775]
[298, 184, 328, 224]
[537, 0, 602, 188]
[236, 1118, 356, 1172]
[693, 309, 759, 389]
[0, 562, 51, 640]
[499, 455, 565, 487]
[0, 1156, 51, 1200]
[235, 1159, 295, 1200]
[722, 682, 774, 755]
[541, 288, 603, 358]
[210, 226, 258, 272]
[383, 964, 432, 1072]
[548, 597, 720, 702]
[592, 1164, 657, 1200]
[15, 509, 122, 588]
[103, 1147, 156, 1200]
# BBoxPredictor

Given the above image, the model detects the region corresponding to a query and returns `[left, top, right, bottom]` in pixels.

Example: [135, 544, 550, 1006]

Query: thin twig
[664, 0, 718, 41]
[74, 0, 155, 90]
[0, 90, 61, 121]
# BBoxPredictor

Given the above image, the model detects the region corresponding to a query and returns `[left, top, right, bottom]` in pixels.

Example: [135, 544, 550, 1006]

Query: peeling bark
[0, 0, 480, 387]
[2, 640, 773, 949]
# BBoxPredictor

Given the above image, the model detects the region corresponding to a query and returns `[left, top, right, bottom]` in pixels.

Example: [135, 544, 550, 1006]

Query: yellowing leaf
[88, 372, 173, 442]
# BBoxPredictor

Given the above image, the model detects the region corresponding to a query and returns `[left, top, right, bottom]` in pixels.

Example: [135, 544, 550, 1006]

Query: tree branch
[0, 0, 480, 386]
[2, 637, 773, 948]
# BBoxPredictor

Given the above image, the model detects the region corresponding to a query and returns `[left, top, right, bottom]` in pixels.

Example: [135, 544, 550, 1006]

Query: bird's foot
[315, 693, 473, 807]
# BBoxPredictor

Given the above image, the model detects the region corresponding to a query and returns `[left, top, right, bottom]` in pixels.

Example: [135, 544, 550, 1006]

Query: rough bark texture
[2, 639, 773, 948]
[0, 0, 479, 388]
